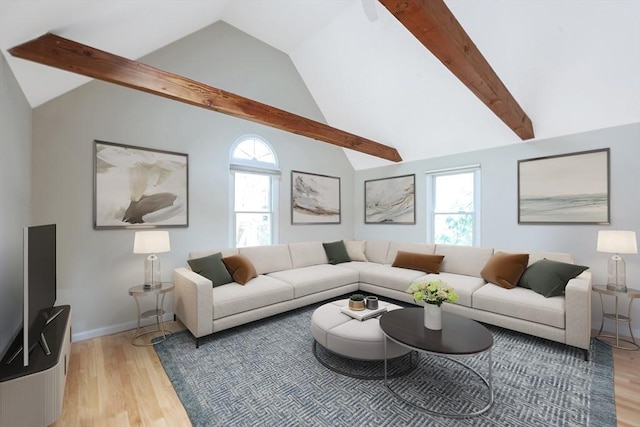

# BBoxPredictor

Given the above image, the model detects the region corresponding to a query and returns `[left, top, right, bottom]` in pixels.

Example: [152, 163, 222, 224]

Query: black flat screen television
[13, 224, 59, 367]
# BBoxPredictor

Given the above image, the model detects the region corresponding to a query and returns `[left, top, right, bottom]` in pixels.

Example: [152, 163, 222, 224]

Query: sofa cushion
[496, 249, 573, 266]
[338, 261, 381, 273]
[518, 259, 589, 297]
[222, 254, 258, 285]
[187, 252, 233, 287]
[432, 272, 486, 308]
[323, 240, 351, 265]
[268, 264, 359, 298]
[212, 275, 294, 320]
[360, 265, 427, 293]
[435, 245, 494, 277]
[473, 283, 565, 328]
[189, 248, 238, 260]
[386, 242, 436, 264]
[344, 240, 368, 262]
[239, 244, 293, 274]
[364, 240, 390, 264]
[392, 251, 444, 274]
[480, 252, 529, 289]
[289, 241, 328, 268]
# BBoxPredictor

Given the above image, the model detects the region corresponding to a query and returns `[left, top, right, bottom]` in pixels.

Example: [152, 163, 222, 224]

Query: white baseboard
[72, 312, 174, 342]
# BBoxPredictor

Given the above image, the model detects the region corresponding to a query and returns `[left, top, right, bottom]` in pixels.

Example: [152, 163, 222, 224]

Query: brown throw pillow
[392, 251, 444, 274]
[481, 252, 530, 289]
[222, 254, 258, 285]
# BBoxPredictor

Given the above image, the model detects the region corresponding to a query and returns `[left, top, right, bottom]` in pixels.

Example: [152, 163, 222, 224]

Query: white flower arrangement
[406, 279, 459, 307]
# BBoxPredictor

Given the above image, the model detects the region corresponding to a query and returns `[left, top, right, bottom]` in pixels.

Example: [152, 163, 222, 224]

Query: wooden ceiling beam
[9, 33, 402, 162]
[380, 0, 535, 140]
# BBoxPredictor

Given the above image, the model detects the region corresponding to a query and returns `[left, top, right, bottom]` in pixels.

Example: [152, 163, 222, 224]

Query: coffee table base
[384, 339, 494, 418]
[313, 341, 418, 380]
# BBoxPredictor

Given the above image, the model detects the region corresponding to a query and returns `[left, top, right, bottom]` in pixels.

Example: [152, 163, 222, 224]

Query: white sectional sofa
[173, 240, 592, 359]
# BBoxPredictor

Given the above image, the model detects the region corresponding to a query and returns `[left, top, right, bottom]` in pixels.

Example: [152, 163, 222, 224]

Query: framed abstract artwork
[291, 170, 341, 224]
[518, 148, 609, 224]
[365, 174, 416, 224]
[94, 140, 189, 229]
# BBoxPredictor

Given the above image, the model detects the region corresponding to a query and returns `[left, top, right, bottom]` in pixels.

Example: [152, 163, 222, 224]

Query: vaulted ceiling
[1, 0, 638, 170]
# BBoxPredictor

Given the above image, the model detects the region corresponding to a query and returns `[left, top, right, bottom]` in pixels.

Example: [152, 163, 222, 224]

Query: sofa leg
[583, 349, 589, 362]
[196, 337, 200, 349]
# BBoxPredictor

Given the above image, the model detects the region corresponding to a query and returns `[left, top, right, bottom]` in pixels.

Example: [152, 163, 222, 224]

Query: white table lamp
[134, 230, 170, 288]
[597, 230, 637, 292]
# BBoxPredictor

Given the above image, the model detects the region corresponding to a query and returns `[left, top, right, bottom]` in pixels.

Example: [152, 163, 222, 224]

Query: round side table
[128, 282, 174, 347]
[592, 285, 639, 350]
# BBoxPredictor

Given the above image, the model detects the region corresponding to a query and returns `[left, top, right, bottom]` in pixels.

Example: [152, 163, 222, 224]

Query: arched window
[229, 136, 280, 247]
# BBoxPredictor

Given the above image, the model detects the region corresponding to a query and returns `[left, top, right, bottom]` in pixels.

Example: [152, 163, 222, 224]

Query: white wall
[355, 123, 640, 337]
[31, 22, 355, 341]
[0, 53, 31, 356]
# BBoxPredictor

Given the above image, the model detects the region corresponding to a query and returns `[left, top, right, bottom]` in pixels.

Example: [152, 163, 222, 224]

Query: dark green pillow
[517, 258, 588, 297]
[322, 240, 351, 265]
[187, 252, 233, 287]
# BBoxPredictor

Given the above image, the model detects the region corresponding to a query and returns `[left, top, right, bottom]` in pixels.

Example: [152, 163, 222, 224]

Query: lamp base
[606, 283, 628, 293]
[144, 254, 162, 289]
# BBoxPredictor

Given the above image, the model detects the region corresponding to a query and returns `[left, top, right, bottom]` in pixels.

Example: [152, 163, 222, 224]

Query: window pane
[236, 213, 271, 247]
[434, 173, 474, 212]
[434, 213, 473, 246]
[234, 173, 270, 212]
[233, 139, 275, 164]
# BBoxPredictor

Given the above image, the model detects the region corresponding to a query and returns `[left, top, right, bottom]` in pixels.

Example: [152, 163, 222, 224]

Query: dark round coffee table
[379, 307, 494, 417]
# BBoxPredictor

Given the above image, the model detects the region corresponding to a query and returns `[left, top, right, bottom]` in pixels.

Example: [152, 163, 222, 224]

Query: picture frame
[518, 148, 609, 224]
[365, 174, 416, 224]
[291, 170, 341, 224]
[94, 140, 189, 229]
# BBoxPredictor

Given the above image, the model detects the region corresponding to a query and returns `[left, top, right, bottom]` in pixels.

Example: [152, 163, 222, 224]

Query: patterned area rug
[155, 301, 615, 426]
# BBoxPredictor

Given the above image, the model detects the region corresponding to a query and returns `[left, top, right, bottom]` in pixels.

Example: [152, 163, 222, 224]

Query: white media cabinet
[0, 305, 71, 427]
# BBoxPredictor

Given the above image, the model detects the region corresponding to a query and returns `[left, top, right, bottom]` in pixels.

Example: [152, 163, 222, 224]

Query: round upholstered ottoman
[311, 299, 411, 361]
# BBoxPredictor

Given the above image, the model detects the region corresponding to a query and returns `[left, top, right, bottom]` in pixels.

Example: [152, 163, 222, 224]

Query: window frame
[229, 135, 280, 247]
[426, 166, 481, 246]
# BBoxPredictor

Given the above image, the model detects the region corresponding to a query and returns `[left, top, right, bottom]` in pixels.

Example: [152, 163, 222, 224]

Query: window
[229, 136, 280, 247]
[426, 166, 481, 246]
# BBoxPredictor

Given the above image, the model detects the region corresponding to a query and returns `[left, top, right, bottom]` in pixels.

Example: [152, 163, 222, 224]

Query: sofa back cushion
[188, 248, 238, 261]
[289, 241, 328, 268]
[386, 242, 435, 264]
[238, 244, 293, 275]
[364, 240, 391, 264]
[435, 244, 494, 277]
[496, 249, 573, 265]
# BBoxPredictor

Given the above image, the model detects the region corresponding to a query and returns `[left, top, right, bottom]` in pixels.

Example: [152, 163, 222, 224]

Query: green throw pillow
[517, 258, 588, 297]
[323, 240, 351, 265]
[187, 252, 233, 287]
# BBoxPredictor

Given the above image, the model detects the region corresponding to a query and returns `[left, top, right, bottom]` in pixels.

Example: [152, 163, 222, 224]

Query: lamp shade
[133, 230, 171, 254]
[596, 230, 638, 254]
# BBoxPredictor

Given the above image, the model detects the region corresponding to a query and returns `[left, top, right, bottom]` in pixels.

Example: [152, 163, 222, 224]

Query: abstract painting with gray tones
[518, 149, 609, 224]
[94, 141, 188, 228]
[291, 171, 340, 224]
[365, 174, 415, 224]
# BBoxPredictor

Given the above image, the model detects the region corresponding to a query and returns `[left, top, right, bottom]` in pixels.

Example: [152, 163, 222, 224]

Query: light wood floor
[52, 324, 639, 427]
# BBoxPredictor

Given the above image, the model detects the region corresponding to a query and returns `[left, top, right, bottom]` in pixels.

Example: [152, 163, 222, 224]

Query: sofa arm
[173, 267, 213, 339]
[564, 271, 592, 350]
